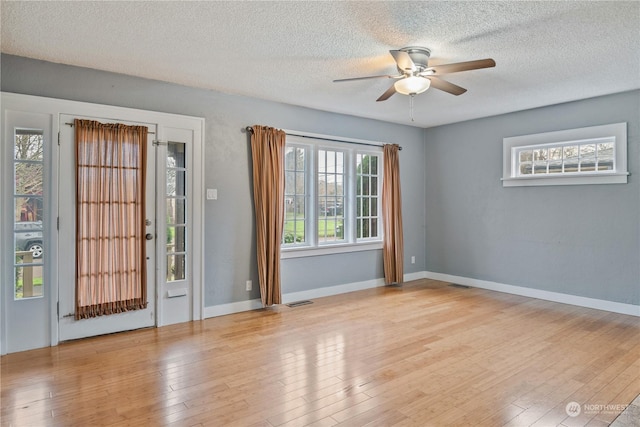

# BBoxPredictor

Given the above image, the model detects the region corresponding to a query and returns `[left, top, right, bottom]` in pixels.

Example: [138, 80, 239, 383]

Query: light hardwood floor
[1, 279, 639, 427]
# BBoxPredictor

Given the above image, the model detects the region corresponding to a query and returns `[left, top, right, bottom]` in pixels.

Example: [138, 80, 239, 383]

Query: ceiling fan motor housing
[400, 47, 431, 73]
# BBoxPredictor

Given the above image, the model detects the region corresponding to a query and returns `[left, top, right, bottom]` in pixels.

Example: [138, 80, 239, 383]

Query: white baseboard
[203, 299, 263, 318]
[282, 278, 386, 304]
[203, 278, 387, 319]
[423, 271, 640, 317]
[203, 271, 638, 319]
[404, 271, 427, 282]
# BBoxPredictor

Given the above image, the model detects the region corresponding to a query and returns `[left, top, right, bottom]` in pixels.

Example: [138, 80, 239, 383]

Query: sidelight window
[166, 142, 187, 281]
[13, 129, 45, 299]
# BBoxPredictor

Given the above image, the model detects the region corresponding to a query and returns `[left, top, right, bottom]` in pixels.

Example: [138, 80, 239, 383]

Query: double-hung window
[282, 135, 383, 257]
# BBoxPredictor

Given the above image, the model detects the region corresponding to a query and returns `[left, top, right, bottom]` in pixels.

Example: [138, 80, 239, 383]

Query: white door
[57, 114, 157, 341]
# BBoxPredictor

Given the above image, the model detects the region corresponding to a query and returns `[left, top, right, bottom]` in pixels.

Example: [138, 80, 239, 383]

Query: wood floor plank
[2, 279, 638, 426]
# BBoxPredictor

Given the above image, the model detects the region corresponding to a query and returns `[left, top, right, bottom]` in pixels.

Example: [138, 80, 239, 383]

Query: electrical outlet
[411, 256, 415, 264]
[246, 280, 252, 291]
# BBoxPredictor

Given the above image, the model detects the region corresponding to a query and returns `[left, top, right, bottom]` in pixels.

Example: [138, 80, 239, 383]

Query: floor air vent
[286, 300, 314, 308]
[448, 284, 470, 289]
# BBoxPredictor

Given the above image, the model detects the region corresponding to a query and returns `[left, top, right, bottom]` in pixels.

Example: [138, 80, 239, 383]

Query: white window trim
[281, 241, 383, 259]
[502, 122, 628, 187]
[281, 131, 385, 258]
[282, 140, 313, 248]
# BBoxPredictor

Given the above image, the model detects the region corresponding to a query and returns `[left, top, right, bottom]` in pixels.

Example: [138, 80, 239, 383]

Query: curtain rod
[244, 126, 402, 151]
[65, 122, 156, 135]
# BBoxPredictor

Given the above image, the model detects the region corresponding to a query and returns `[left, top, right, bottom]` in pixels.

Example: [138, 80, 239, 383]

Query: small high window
[502, 123, 628, 187]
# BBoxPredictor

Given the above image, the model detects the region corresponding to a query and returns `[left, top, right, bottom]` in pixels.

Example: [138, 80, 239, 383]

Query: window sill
[502, 172, 629, 187]
[281, 242, 383, 259]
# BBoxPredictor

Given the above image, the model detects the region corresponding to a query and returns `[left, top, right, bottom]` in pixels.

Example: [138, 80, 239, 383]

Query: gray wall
[1, 54, 426, 307]
[424, 90, 640, 305]
[5, 54, 634, 308]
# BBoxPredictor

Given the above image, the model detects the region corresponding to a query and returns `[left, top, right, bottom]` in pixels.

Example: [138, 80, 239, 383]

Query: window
[13, 128, 45, 299]
[282, 135, 383, 257]
[317, 149, 345, 243]
[283, 145, 307, 245]
[356, 153, 379, 240]
[166, 142, 186, 281]
[502, 123, 628, 187]
[515, 140, 614, 176]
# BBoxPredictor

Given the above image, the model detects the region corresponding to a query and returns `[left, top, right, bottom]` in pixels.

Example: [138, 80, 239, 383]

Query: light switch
[206, 188, 217, 200]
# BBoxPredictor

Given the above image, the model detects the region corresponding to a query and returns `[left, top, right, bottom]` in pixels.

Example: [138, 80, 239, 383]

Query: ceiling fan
[334, 47, 496, 102]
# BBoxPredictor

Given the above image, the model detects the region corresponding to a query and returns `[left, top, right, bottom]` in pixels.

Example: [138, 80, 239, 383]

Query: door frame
[1, 92, 204, 353]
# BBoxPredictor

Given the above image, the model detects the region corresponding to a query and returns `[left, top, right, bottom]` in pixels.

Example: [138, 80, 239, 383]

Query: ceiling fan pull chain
[410, 94, 415, 122]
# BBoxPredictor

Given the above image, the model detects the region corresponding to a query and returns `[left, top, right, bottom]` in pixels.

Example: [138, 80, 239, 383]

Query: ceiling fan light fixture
[394, 76, 430, 95]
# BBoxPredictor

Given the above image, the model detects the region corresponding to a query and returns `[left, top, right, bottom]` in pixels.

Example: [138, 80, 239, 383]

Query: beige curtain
[382, 144, 404, 285]
[250, 125, 286, 306]
[75, 119, 148, 319]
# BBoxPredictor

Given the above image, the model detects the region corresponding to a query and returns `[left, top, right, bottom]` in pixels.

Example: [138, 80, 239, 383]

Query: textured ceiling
[2, 1, 639, 128]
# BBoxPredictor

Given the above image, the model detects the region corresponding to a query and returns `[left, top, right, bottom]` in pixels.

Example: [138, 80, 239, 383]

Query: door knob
[145, 233, 154, 240]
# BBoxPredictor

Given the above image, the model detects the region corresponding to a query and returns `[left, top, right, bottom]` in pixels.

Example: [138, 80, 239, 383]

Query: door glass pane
[14, 225, 43, 259]
[14, 129, 44, 161]
[166, 226, 186, 253]
[14, 266, 44, 299]
[167, 142, 185, 168]
[167, 254, 186, 282]
[167, 170, 186, 197]
[167, 169, 176, 196]
[14, 197, 43, 222]
[15, 163, 44, 195]
[166, 198, 186, 225]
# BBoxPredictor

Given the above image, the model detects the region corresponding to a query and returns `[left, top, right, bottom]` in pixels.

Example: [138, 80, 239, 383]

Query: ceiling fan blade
[333, 74, 401, 83]
[389, 50, 416, 72]
[376, 84, 397, 102]
[427, 76, 467, 96]
[427, 58, 496, 75]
